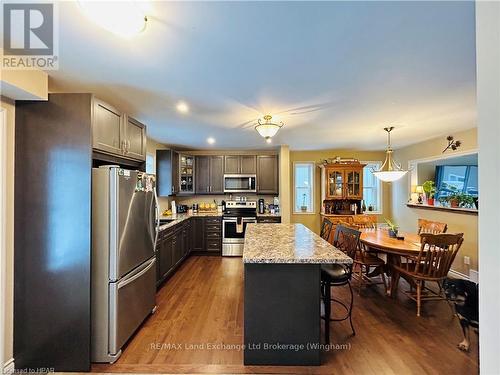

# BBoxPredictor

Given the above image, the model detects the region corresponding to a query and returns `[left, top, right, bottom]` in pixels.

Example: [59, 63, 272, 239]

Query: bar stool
[320, 225, 360, 343]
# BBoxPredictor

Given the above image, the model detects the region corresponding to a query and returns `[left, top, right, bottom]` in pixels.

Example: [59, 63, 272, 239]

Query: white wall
[476, 1, 500, 374]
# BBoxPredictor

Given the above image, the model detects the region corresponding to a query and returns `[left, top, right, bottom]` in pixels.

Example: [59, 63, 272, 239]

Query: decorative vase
[427, 197, 434, 206]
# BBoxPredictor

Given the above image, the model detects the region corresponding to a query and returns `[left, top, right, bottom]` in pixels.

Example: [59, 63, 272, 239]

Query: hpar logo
[2, 1, 59, 69]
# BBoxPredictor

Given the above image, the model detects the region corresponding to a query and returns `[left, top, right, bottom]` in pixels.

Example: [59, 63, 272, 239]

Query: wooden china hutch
[320, 158, 375, 238]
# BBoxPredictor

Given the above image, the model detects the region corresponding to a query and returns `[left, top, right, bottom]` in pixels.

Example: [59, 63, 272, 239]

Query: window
[435, 165, 478, 199]
[294, 162, 314, 213]
[363, 162, 382, 213]
[146, 153, 155, 175]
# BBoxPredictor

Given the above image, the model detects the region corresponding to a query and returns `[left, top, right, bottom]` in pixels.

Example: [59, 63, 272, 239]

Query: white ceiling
[49, 1, 476, 150]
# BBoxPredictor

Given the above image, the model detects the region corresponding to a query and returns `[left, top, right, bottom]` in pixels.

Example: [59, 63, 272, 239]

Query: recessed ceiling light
[78, 1, 148, 38]
[176, 101, 189, 114]
[207, 137, 215, 145]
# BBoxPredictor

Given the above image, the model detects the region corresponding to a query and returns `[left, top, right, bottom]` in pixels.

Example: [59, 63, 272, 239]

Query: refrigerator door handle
[117, 258, 156, 289]
[153, 187, 160, 250]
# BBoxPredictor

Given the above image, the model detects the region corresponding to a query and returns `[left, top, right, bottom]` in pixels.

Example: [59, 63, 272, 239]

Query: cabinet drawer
[205, 217, 221, 224]
[205, 224, 221, 232]
[206, 240, 221, 251]
[206, 231, 221, 239]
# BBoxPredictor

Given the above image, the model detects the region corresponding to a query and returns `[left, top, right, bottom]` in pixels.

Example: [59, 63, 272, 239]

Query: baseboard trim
[448, 269, 479, 284]
[3, 358, 14, 374]
[448, 269, 470, 280]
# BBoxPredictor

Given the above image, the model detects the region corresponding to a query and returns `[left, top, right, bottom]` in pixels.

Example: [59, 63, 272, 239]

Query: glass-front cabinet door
[327, 169, 344, 199]
[345, 169, 361, 199]
[179, 154, 194, 194]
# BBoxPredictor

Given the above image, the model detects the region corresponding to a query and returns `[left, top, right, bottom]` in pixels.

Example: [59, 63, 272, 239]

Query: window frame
[146, 152, 155, 175]
[293, 161, 315, 215]
[361, 160, 383, 214]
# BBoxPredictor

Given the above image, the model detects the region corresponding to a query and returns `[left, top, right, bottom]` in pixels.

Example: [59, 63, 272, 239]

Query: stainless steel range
[222, 200, 257, 256]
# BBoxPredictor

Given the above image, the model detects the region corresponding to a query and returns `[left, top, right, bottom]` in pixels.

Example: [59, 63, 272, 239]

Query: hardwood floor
[91, 256, 478, 374]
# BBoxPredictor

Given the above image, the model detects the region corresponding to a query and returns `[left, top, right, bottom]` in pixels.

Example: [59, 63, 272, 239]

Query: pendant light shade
[255, 115, 283, 140]
[372, 127, 409, 182]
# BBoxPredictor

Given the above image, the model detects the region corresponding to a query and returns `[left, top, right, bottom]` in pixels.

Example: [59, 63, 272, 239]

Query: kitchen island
[243, 223, 352, 366]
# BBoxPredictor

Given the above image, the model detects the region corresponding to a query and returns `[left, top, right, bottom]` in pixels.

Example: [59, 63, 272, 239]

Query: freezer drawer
[109, 257, 156, 355]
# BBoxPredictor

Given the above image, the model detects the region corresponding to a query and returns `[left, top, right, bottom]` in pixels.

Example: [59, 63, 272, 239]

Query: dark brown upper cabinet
[195, 155, 224, 194]
[257, 155, 279, 194]
[224, 155, 256, 174]
[92, 97, 147, 161]
[123, 115, 146, 161]
[178, 154, 195, 195]
[210, 156, 224, 193]
[92, 98, 123, 156]
[156, 149, 179, 196]
[195, 156, 210, 194]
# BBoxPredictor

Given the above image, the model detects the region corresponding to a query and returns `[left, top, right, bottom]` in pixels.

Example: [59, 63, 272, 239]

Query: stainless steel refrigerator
[91, 166, 158, 363]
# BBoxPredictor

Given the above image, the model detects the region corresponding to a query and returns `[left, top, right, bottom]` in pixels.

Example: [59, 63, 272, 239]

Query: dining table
[359, 228, 423, 296]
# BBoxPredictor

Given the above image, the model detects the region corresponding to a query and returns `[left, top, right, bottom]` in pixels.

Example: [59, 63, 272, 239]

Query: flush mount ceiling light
[372, 127, 409, 182]
[255, 115, 283, 141]
[207, 137, 215, 145]
[78, 1, 148, 38]
[176, 101, 189, 114]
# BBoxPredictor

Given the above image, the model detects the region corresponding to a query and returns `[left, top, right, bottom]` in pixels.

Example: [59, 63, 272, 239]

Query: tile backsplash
[158, 195, 278, 213]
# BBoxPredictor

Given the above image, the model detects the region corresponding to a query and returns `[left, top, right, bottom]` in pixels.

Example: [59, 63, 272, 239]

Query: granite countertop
[158, 212, 222, 231]
[257, 213, 281, 217]
[243, 223, 352, 264]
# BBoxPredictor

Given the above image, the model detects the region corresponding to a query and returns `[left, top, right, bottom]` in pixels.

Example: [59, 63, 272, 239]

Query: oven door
[223, 175, 257, 193]
[223, 217, 257, 243]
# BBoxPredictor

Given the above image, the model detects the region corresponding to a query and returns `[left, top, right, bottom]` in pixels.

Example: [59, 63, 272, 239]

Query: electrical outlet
[464, 256, 470, 265]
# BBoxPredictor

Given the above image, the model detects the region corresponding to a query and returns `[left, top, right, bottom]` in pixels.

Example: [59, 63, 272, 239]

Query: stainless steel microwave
[223, 174, 257, 193]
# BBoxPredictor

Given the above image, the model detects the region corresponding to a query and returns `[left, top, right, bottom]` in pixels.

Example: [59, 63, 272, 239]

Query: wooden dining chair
[417, 218, 448, 235]
[392, 233, 464, 316]
[352, 214, 377, 229]
[320, 225, 360, 343]
[320, 218, 334, 242]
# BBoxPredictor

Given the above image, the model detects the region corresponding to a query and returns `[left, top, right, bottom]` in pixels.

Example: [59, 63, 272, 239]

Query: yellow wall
[0, 69, 48, 100]
[390, 127, 478, 274]
[289, 149, 389, 234]
[1, 97, 15, 364]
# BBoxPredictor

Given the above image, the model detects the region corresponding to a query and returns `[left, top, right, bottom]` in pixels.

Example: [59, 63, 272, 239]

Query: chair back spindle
[417, 218, 448, 235]
[414, 233, 464, 279]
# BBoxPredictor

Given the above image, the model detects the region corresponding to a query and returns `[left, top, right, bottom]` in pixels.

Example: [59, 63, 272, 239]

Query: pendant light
[372, 127, 409, 182]
[255, 115, 283, 141]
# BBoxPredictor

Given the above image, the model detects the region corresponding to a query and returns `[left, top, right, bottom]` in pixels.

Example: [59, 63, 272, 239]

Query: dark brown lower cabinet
[192, 217, 205, 252]
[156, 219, 199, 287]
[156, 216, 222, 286]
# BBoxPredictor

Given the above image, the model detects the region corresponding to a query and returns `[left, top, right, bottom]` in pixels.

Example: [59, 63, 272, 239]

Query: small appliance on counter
[177, 204, 189, 213]
[192, 203, 199, 214]
[258, 198, 265, 214]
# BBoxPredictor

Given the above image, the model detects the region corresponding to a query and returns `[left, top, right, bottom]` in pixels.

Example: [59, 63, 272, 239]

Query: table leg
[387, 254, 402, 297]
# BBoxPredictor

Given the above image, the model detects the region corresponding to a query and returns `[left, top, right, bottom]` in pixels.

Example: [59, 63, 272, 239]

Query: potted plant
[438, 184, 476, 208]
[422, 180, 436, 206]
[385, 218, 399, 238]
[300, 193, 308, 212]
